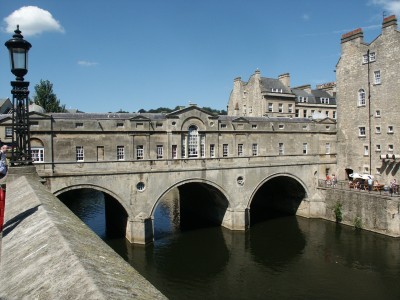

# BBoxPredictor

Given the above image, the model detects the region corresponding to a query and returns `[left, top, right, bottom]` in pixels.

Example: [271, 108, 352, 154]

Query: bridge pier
[126, 213, 154, 244]
[222, 207, 250, 231]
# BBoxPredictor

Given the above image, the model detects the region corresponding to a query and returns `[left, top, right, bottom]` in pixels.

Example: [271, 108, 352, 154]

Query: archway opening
[58, 188, 128, 239]
[153, 182, 229, 239]
[250, 176, 306, 225]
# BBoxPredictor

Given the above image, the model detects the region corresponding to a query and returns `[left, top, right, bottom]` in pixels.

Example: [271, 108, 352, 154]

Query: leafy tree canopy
[32, 80, 66, 113]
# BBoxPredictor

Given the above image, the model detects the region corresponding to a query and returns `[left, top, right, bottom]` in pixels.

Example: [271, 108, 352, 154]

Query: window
[362, 54, 368, 64]
[278, 143, 284, 155]
[223, 144, 228, 157]
[358, 89, 366, 106]
[278, 124, 284, 129]
[75, 122, 83, 128]
[295, 109, 299, 118]
[388, 126, 394, 134]
[303, 110, 307, 118]
[157, 145, 163, 159]
[251, 124, 257, 129]
[359, 127, 366, 137]
[298, 96, 308, 103]
[364, 145, 369, 156]
[268, 103, 273, 112]
[376, 126, 381, 134]
[388, 144, 394, 152]
[76, 146, 84, 162]
[156, 123, 163, 128]
[117, 122, 124, 128]
[136, 122, 144, 128]
[172, 145, 177, 159]
[136, 145, 144, 160]
[288, 104, 293, 113]
[303, 143, 308, 155]
[200, 136, 205, 158]
[333, 111, 337, 119]
[210, 144, 215, 158]
[5, 127, 12, 138]
[252, 144, 258, 156]
[325, 111, 329, 117]
[117, 146, 125, 160]
[31, 147, 44, 163]
[375, 110, 381, 117]
[221, 124, 227, 129]
[374, 70, 381, 84]
[271, 88, 282, 93]
[188, 125, 198, 158]
[320, 98, 330, 104]
[325, 143, 331, 154]
[238, 144, 243, 156]
[376, 144, 381, 152]
[278, 103, 283, 113]
[369, 52, 376, 62]
[182, 136, 186, 158]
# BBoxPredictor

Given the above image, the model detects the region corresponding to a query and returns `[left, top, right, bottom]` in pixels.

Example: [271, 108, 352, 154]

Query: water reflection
[63, 189, 400, 300]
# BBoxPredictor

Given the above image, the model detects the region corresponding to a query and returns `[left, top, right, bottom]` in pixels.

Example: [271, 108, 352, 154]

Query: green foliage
[334, 202, 343, 223]
[354, 216, 362, 229]
[33, 80, 66, 112]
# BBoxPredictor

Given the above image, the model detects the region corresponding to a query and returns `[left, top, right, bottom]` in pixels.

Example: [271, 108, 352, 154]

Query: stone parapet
[0, 167, 166, 299]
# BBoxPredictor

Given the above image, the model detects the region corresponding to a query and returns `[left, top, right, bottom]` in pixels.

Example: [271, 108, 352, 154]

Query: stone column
[126, 213, 154, 244]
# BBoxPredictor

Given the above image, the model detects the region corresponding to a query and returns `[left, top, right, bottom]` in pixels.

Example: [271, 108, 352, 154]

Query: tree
[33, 80, 66, 112]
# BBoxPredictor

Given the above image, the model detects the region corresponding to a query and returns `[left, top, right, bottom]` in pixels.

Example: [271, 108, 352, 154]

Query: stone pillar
[222, 207, 249, 231]
[125, 213, 154, 244]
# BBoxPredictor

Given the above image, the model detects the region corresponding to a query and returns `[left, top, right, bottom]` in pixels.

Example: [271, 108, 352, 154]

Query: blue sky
[0, 0, 399, 113]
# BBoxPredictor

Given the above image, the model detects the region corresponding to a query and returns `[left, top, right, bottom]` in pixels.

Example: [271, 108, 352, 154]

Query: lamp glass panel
[11, 48, 27, 70]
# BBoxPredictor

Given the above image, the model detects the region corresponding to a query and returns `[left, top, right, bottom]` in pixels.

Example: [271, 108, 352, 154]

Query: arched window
[358, 89, 366, 106]
[188, 125, 199, 158]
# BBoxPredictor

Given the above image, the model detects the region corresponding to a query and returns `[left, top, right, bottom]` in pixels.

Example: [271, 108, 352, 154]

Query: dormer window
[271, 88, 283, 93]
[298, 96, 308, 103]
[320, 98, 330, 104]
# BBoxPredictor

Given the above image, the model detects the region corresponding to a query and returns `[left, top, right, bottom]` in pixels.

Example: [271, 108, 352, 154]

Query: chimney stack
[278, 73, 290, 88]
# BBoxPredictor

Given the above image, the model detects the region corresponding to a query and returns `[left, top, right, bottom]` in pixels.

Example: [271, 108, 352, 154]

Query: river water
[61, 189, 400, 300]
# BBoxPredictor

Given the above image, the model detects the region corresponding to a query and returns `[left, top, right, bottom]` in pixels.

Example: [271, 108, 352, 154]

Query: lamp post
[5, 25, 32, 166]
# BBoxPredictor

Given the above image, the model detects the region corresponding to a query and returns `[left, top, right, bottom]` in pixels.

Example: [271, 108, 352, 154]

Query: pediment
[232, 117, 250, 123]
[130, 115, 151, 122]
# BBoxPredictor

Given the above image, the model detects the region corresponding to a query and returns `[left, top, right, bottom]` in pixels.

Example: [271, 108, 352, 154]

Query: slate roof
[259, 77, 292, 94]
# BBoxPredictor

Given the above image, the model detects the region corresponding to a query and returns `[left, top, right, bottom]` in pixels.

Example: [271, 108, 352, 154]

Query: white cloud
[369, 0, 400, 16]
[78, 61, 98, 67]
[4, 6, 64, 36]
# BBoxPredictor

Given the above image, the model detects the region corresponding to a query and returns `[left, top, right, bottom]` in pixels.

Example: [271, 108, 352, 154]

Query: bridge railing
[34, 154, 337, 176]
[317, 179, 397, 196]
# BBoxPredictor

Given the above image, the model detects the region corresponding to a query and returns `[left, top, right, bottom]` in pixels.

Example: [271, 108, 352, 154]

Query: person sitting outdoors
[331, 174, 337, 187]
[0, 145, 9, 179]
[390, 178, 398, 194]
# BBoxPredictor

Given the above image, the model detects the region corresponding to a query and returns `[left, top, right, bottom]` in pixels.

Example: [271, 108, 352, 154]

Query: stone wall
[0, 167, 166, 300]
[323, 188, 400, 237]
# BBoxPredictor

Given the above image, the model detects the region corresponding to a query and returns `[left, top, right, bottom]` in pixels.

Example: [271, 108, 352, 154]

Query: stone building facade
[0, 106, 336, 177]
[227, 70, 337, 120]
[336, 15, 400, 182]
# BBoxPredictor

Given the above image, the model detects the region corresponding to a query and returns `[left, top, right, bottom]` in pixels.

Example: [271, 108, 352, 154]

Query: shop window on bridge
[182, 125, 205, 158]
[157, 145, 163, 159]
[172, 145, 177, 159]
[31, 147, 44, 163]
[223, 144, 228, 157]
[210, 144, 215, 158]
[136, 145, 144, 160]
[238, 144, 244, 156]
[76, 146, 84, 162]
[278, 143, 284, 155]
[117, 146, 125, 160]
[252, 143, 258, 156]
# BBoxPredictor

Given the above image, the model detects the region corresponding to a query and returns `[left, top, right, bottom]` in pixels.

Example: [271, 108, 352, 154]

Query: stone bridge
[36, 154, 334, 244]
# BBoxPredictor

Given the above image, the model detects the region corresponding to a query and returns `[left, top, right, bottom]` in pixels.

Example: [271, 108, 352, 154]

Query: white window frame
[252, 143, 258, 156]
[268, 103, 273, 112]
[388, 125, 394, 134]
[156, 145, 163, 159]
[288, 104, 293, 113]
[303, 143, 308, 155]
[376, 126, 381, 134]
[375, 110, 381, 117]
[376, 144, 381, 152]
[364, 145, 369, 156]
[374, 70, 381, 84]
[359, 127, 366, 137]
[31, 147, 44, 163]
[117, 145, 125, 161]
[172, 145, 177, 159]
[210, 144, 215, 158]
[76, 146, 84, 162]
[5, 127, 12, 138]
[278, 103, 283, 113]
[358, 89, 366, 106]
[223, 144, 228, 157]
[200, 136, 205, 158]
[238, 144, 243, 156]
[136, 145, 144, 160]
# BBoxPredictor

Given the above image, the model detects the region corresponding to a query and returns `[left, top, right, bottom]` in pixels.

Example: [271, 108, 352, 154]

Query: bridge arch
[151, 178, 231, 231]
[248, 173, 308, 225]
[54, 183, 130, 217]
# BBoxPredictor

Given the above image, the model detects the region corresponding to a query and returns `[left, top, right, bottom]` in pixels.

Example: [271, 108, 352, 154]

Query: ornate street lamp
[5, 25, 32, 166]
